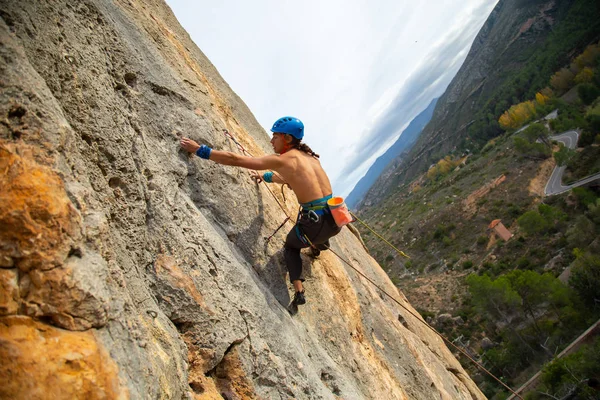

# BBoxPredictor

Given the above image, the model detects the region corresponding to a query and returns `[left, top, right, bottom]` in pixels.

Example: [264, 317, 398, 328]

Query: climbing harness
[222, 128, 522, 398]
[307, 209, 320, 223]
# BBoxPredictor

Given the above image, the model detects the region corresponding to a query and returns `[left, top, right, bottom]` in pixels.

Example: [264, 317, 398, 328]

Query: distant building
[489, 219, 513, 241]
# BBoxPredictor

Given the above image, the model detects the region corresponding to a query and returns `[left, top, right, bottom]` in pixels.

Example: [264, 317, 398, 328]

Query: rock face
[0, 1, 484, 399]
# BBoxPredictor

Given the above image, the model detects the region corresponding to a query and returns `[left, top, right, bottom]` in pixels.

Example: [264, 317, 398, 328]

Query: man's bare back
[271, 149, 332, 204]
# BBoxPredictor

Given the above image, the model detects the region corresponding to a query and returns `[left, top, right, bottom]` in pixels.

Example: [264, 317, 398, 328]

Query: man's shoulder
[280, 149, 302, 160]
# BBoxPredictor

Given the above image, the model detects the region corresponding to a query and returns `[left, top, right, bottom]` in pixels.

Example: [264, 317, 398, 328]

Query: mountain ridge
[346, 97, 438, 209]
[361, 0, 600, 206]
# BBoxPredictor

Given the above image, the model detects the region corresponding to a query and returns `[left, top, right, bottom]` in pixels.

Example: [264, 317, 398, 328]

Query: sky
[166, 0, 499, 197]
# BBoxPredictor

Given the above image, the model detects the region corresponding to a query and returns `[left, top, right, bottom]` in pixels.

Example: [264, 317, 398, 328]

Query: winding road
[544, 130, 600, 196]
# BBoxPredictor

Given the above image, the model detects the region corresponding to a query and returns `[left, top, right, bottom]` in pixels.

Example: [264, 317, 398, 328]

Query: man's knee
[284, 246, 301, 263]
[284, 244, 300, 253]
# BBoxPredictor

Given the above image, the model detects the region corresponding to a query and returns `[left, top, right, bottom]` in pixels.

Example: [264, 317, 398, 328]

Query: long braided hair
[290, 137, 320, 158]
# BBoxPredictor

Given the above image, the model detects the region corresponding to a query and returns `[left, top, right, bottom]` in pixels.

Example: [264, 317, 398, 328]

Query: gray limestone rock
[481, 337, 495, 350]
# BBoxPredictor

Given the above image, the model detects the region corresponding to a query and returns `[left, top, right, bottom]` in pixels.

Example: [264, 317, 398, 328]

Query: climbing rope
[265, 216, 290, 244]
[221, 129, 522, 398]
[300, 235, 522, 399]
[350, 211, 410, 259]
[223, 129, 292, 221]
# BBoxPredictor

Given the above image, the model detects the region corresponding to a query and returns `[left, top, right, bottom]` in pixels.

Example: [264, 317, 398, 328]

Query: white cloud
[166, 0, 499, 197]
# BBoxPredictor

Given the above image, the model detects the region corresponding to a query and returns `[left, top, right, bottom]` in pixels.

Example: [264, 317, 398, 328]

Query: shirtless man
[180, 116, 341, 306]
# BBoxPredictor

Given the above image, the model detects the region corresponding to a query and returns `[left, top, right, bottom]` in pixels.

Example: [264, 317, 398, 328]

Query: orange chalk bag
[327, 197, 354, 227]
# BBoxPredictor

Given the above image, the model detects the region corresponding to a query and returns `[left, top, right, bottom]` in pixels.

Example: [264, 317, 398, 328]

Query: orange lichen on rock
[0, 143, 107, 330]
[185, 338, 256, 399]
[0, 143, 81, 271]
[0, 316, 127, 399]
[0, 269, 19, 315]
[212, 347, 257, 400]
[186, 337, 221, 398]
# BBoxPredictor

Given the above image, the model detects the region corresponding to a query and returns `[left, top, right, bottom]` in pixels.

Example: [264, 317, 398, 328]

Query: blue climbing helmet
[270, 116, 304, 140]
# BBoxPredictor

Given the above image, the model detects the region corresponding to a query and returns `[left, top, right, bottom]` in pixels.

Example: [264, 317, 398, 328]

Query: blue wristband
[195, 145, 212, 160]
[263, 171, 274, 183]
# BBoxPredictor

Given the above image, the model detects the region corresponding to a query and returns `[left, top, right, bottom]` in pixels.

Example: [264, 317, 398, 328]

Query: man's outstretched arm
[180, 137, 283, 171]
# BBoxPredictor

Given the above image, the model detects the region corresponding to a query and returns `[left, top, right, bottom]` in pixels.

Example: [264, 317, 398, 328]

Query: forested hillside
[355, 0, 600, 397]
[362, 0, 600, 206]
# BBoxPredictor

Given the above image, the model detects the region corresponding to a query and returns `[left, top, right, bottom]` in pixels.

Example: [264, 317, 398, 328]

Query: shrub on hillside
[577, 128, 597, 147]
[518, 211, 546, 236]
[566, 215, 596, 249]
[578, 83, 600, 105]
[442, 236, 452, 247]
[569, 253, 600, 307]
[553, 143, 577, 166]
[572, 187, 598, 208]
[586, 112, 600, 134]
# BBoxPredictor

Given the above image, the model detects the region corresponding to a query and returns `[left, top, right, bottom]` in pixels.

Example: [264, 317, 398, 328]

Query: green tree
[566, 215, 596, 249]
[578, 83, 600, 105]
[466, 274, 520, 324]
[522, 123, 551, 147]
[538, 203, 567, 224]
[518, 210, 549, 236]
[505, 270, 571, 348]
[514, 123, 553, 159]
[587, 198, 600, 224]
[572, 187, 598, 208]
[513, 137, 551, 159]
[569, 253, 600, 307]
[468, 271, 574, 365]
[514, 136, 532, 153]
[553, 143, 577, 166]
